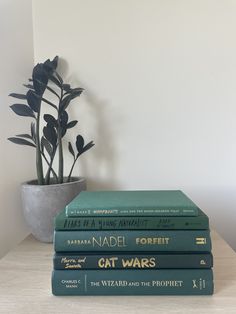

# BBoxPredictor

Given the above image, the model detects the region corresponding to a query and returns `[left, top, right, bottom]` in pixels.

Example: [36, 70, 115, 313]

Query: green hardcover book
[55, 208, 209, 230]
[52, 269, 214, 295]
[53, 252, 213, 270]
[65, 190, 200, 217]
[54, 230, 211, 252]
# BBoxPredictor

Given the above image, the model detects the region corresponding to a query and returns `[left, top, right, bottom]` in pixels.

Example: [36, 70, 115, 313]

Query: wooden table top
[0, 230, 235, 314]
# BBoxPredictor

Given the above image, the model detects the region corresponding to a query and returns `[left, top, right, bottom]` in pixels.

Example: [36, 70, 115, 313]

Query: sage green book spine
[54, 230, 211, 252]
[52, 269, 214, 295]
[55, 210, 209, 230]
[65, 190, 199, 217]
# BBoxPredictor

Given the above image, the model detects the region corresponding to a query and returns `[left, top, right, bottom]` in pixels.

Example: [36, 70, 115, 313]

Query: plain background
[1, 0, 236, 257]
[0, 0, 34, 258]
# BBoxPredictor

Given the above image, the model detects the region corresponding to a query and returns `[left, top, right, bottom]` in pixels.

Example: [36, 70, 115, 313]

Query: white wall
[0, 0, 34, 258]
[33, 0, 236, 250]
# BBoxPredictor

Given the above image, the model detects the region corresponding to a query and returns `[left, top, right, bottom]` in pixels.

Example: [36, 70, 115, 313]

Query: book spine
[55, 215, 209, 230]
[53, 253, 213, 270]
[54, 230, 211, 252]
[52, 269, 214, 295]
[65, 206, 198, 217]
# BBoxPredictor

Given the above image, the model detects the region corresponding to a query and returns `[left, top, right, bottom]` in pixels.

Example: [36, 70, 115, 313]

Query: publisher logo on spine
[195, 237, 207, 245]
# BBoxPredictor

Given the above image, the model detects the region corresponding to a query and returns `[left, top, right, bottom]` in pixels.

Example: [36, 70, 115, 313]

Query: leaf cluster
[8, 56, 94, 184]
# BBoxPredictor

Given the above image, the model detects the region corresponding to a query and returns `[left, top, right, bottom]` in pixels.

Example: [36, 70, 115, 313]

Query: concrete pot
[21, 177, 86, 243]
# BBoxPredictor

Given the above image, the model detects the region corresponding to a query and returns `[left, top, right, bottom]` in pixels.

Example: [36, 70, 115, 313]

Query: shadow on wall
[190, 188, 236, 252]
[58, 58, 121, 191]
[83, 89, 121, 191]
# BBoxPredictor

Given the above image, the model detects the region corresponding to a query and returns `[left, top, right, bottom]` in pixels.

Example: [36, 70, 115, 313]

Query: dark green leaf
[60, 88, 83, 112]
[10, 104, 35, 118]
[52, 56, 59, 69]
[82, 141, 95, 153]
[67, 120, 78, 129]
[23, 84, 34, 90]
[60, 94, 71, 111]
[72, 87, 84, 93]
[41, 136, 53, 156]
[44, 114, 57, 127]
[60, 110, 68, 128]
[43, 56, 58, 75]
[68, 142, 75, 158]
[9, 93, 27, 100]
[76, 135, 84, 155]
[49, 74, 62, 88]
[43, 61, 54, 74]
[71, 89, 83, 99]
[16, 134, 33, 140]
[31, 77, 60, 99]
[60, 111, 68, 137]
[43, 124, 57, 148]
[26, 90, 41, 112]
[31, 122, 36, 142]
[8, 137, 36, 147]
[32, 63, 48, 95]
[62, 84, 71, 92]
[61, 127, 67, 138]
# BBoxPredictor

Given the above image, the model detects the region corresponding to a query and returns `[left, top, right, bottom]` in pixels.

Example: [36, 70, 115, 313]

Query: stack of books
[52, 190, 214, 295]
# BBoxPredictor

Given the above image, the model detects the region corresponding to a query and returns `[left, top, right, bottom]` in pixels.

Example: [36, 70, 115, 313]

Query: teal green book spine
[54, 230, 211, 252]
[52, 269, 214, 295]
[65, 190, 199, 217]
[53, 252, 213, 270]
[55, 210, 209, 230]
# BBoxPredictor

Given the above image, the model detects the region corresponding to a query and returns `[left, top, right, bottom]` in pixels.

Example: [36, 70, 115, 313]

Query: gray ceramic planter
[21, 177, 86, 243]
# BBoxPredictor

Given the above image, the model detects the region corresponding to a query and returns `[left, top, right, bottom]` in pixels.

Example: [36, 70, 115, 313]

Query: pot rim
[21, 176, 85, 188]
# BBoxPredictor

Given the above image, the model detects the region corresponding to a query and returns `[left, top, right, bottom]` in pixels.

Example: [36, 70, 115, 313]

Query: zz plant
[8, 56, 94, 185]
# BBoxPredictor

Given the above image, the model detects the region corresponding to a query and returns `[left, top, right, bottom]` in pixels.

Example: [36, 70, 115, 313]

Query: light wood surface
[0, 230, 235, 314]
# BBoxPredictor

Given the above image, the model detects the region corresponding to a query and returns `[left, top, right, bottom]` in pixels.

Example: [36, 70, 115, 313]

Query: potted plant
[8, 56, 94, 242]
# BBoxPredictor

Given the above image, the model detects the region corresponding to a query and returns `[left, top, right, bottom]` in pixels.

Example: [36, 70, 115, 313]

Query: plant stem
[58, 88, 64, 183]
[42, 150, 58, 184]
[67, 155, 79, 182]
[36, 110, 44, 185]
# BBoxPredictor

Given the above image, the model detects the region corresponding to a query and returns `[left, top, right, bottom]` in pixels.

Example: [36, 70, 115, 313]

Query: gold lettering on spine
[152, 280, 183, 287]
[121, 257, 156, 268]
[92, 236, 127, 248]
[138, 258, 149, 268]
[98, 257, 118, 268]
[97, 257, 157, 269]
[149, 257, 156, 267]
[67, 239, 91, 245]
[136, 237, 170, 245]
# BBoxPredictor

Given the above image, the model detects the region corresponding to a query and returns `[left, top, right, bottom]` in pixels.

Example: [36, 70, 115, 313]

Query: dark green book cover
[54, 230, 211, 252]
[53, 252, 213, 270]
[65, 190, 199, 217]
[52, 269, 214, 295]
[55, 208, 209, 230]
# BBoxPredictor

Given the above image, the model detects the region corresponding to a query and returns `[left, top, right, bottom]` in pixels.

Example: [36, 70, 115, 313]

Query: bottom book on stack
[52, 252, 214, 295]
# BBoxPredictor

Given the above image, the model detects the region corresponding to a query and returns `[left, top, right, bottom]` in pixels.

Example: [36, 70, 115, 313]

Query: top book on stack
[65, 190, 199, 217]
